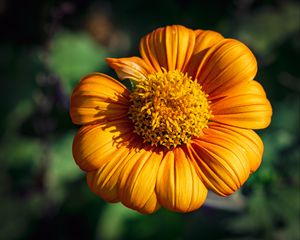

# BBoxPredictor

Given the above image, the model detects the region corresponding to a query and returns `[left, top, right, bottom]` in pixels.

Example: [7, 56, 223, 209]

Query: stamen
[128, 69, 212, 149]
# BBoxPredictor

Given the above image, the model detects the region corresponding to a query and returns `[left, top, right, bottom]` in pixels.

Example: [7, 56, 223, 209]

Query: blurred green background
[0, 0, 299, 239]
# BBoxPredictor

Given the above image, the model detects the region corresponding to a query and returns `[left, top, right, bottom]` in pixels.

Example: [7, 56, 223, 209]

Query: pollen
[128, 69, 212, 149]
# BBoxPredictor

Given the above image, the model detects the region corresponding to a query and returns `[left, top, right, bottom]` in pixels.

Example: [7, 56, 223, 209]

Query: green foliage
[46, 132, 82, 203]
[235, 2, 300, 56]
[48, 31, 108, 93]
[97, 203, 140, 240]
[0, 45, 41, 136]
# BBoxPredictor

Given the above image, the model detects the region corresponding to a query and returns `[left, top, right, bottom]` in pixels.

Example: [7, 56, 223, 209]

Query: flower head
[70, 25, 272, 214]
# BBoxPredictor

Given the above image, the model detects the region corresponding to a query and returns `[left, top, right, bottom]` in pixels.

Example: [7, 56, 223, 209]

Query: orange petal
[155, 148, 207, 212]
[139, 191, 160, 214]
[191, 39, 257, 99]
[193, 30, 224, 55]
[139, 25, 196, 72]
[205, 122, 264, 173]
[70, 73, 130, 125]
[72, 119, 135, 171]
[86, 139, 140, 203]
[241, 80, 266, 96]
[211, 81, 272, 129]
[188, 136, 251, 196]
[118, 147, 163, 214]
[106, 57, 154, 81]
[185, 30, 224, 78]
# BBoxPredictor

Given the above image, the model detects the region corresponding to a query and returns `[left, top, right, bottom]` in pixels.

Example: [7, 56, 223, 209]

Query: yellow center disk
[128, 69, 212, 149]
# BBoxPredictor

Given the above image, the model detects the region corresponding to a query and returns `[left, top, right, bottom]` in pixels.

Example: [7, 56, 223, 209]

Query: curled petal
[139, 25, 196, 72]
[72, 119, 135, 171]
[118, 147, 163, 214]
[211, 81, 272, 129]
[156, 148, 207, 212]
[106, 57, 154, 81]
[190, 39, 257, 98]
[205, 122, 264, 173]
[188, 136, 250, 196]
[70, 73, 130, 125]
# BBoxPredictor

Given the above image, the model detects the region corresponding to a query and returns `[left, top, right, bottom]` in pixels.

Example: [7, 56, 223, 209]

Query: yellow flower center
[128, 69, 212, 149]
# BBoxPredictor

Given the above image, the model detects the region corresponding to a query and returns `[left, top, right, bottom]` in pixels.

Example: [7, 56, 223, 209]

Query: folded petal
[211, 81, 272, 129]
[72, 119, 135, 171]
[156, 147, 207, 212]
[189, 39, 257, 99]
[188, 136, 250, 196]
[139, 25, 196, 72]
[205, 122, 264, 173]
[118, 147, 163, 214]
[106, 57, 154, 81]
[70, 73, 130, 125]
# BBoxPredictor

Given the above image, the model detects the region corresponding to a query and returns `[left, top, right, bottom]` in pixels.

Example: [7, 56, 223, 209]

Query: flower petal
[205, 122, 264, 173]
[86, 140, 140, 203]
[106, 57, 154, 81]
[188, 136, 250, 196]
[211, 81, 272, 129]
[72, 119, 135, 171]
[139, 25, 196, 72]
[242, 80, 267, 96]
[70, 73, 130, 125]
[140, 191, 160, 214]
[193, 30, 224, 55]
[185, 30, 224, 78]
[156, 147, 207, 212]
[118, 147, 163, 214]
[191, 39, 257, 99]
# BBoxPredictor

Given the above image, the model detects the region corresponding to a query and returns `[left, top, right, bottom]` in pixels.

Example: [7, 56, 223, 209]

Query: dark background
[0, 0, 299, 239]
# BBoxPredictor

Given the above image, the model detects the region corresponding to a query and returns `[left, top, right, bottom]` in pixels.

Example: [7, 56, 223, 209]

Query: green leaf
[97, 203, 140, 240]
[48, 31, 108, 93]
[46, 132, 82, 202]
[235, 3, 300, 56]
[271, 98, 300, 133]
[0, 136, 42, 168]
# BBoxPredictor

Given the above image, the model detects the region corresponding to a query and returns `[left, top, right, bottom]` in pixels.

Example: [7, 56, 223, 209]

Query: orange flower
[70, 25, 272, 213]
